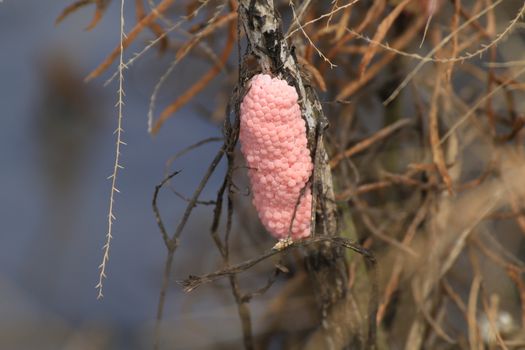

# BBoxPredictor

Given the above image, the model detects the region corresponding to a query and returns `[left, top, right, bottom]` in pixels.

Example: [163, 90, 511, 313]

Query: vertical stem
[237, 1, 376, 348]
[153, 248, 175, 350]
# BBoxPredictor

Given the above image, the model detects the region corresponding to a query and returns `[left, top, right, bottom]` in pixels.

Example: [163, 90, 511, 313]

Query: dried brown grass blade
[330, 118, 412, 168]
[174, 12, 236, 61]
[358, 0, 413, 76]
[324, 0, 386, 71]
[56, 0, 110, 31]
[507, 266, 525, 328]
[56, 0, 91, 25]
[429, 71, 454, 194]
[445, 0, 460, 82]
[333, 5, 352, 42]
[336, 15, 426, 101]
[467, 270, 482, 350]
[86, 0, 111, 30]
[135, 0, 169, 53]
[297, 56, 327, 92]
[151, 12, 236, 134]
[85, 0, 175, 81]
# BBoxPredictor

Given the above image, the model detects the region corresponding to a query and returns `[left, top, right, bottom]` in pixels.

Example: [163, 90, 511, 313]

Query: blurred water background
[0, 2, 251, 349]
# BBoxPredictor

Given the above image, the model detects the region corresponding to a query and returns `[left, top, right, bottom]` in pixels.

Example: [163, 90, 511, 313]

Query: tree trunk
[237, 1, 373, 348]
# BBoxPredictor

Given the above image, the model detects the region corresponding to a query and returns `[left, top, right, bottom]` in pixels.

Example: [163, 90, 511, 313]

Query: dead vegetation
[59, 0, 525, 348]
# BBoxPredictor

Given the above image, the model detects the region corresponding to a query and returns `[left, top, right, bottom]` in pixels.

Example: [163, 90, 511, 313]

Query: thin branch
[96, 0, 126, 300]
[289, 1, 336, 69]
[285, 0, 360, 38]
[153, 146, 225, 348]
[152, 170, 181, 249]
[180, 236, 375, 292]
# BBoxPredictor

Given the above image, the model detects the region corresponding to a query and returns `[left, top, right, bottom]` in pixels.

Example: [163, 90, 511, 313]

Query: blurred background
[0, 2, 241, 349]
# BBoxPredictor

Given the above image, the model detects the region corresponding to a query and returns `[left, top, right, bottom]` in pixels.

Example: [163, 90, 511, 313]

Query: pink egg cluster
[239, 74, 313, 240]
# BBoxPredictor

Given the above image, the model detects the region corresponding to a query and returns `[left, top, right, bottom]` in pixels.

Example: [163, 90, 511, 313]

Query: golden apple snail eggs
[239, 74, 313, 240]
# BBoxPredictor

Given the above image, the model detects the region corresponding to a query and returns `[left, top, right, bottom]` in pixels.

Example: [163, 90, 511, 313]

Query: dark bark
[237, 1, 375, 348]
